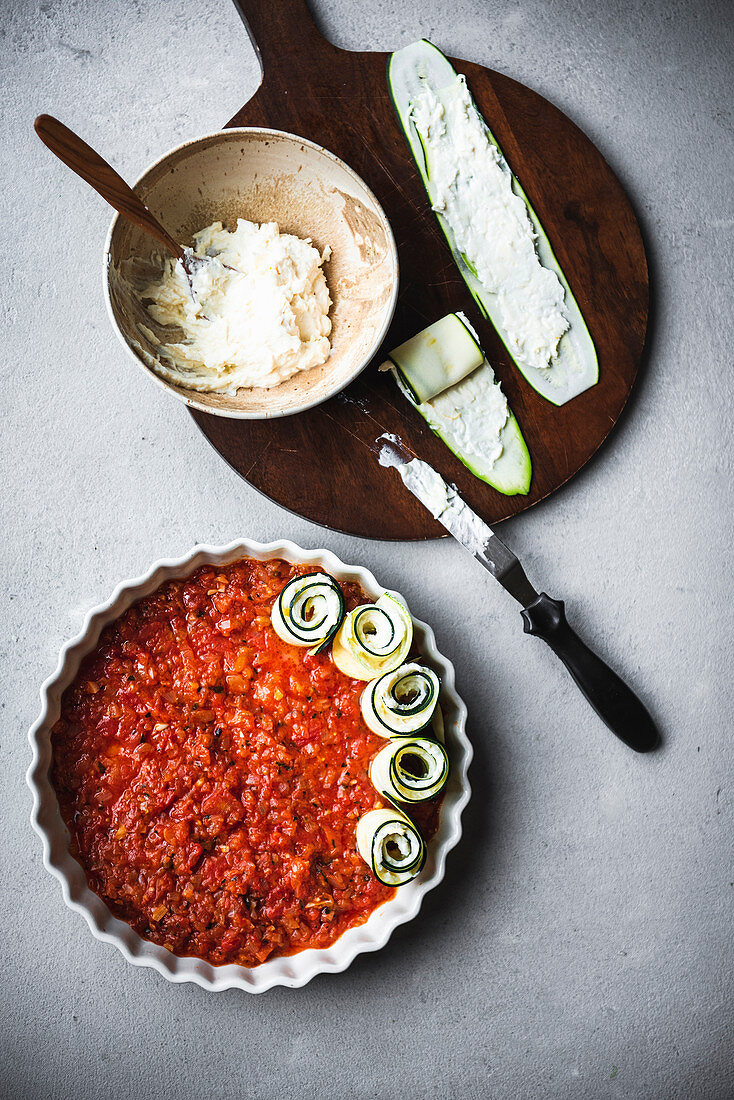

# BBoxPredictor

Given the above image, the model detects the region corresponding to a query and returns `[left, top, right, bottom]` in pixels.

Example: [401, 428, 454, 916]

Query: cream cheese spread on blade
[378, 441, 493, 556]
[410, 76, 569, 373]
[138, 219, 332, 392]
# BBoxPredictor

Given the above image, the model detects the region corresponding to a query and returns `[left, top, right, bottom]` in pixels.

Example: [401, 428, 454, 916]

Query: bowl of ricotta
[104, 128, 399, 418]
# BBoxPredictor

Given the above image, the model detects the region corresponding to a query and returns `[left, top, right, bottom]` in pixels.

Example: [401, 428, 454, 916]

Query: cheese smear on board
[410, 75, 569, 373]
[139, 219, 332, 392]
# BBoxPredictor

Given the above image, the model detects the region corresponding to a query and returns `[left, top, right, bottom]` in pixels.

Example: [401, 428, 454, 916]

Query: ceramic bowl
[27, 539, 471, 992]
[104, 129, 399, 419]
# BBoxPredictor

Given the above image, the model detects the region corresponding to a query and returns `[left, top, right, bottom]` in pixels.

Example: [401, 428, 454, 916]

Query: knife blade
[378, 436, 538, 606]
[376, 434, 659, 753]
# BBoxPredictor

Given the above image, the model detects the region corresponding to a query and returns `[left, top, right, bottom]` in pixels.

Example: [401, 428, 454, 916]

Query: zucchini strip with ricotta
[386, 312, 532, 496]
[389, 312, 484, 403]
[332, 593, 413, 681]
[361, 661, 439, 737]
[388, 39, 598, 405]
[356, 808, 426, 886]
[271, 572, 345, 653]
[370, 737, 449, 803]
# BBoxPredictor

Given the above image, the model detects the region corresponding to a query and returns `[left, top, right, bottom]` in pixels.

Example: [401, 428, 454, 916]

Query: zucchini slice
[332, 593, 413, 681]
[356, 808, 427, 886]
[387, 39, 599, 406]
[271, 572, 345, 654]
[388, 312, 484, 403]
[361, 661, 440, 737]
[431, 703, 445, 743]
[387, 312, 532, 496]
[370, 736, 450, 804]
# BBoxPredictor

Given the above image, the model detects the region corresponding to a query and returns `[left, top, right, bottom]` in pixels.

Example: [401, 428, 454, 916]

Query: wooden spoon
[34, 114, 210, 286]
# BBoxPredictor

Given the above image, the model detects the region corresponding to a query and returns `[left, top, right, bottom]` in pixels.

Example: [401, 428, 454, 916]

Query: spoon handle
[34, 114, 183, 261]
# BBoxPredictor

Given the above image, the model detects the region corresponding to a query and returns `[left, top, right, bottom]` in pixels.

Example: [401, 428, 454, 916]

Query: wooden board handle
[232, 0, 338, 78]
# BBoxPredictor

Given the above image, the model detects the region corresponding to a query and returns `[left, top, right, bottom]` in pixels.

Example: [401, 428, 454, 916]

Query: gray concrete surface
[2, 0, 732, 1097]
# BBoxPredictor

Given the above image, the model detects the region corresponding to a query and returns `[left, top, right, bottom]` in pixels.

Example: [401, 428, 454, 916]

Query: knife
[377, 435, 659, 753]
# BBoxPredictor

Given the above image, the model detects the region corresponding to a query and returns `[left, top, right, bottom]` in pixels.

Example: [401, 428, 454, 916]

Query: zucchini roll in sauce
[370, 737, 449, 804]
[356, 808, 426, 886]
[271, 572, 345, 654]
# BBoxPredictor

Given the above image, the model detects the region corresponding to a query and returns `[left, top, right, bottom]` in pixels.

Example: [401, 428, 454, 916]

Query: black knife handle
[521, 593, 659, 753]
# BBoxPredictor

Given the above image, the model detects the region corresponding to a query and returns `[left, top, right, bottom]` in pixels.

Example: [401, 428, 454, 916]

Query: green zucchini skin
[392, 367, 532, 496]
[387, 40, 599, 406]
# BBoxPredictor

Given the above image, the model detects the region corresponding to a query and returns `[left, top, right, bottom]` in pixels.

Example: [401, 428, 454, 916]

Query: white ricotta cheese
[139, 219, 332, 392]
[388, 313, 511, 473]
[377, 438, 493, 555]
[417, 359, 509, 470]
[410, 75, 569, 373]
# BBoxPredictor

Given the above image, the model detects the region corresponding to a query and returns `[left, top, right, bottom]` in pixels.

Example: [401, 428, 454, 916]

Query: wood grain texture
[190, 0, 649, 541]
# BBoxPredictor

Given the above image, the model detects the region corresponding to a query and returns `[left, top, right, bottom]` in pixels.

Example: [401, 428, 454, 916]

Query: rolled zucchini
[332, 593, 413, 680]
[384, 312, 532, 496]
[370, 736, 449, 803]
[361, 661, 439, 737]
[271, 572, 345, 654]
[356, 807, 426, 886]
[388, 312, 483, 403]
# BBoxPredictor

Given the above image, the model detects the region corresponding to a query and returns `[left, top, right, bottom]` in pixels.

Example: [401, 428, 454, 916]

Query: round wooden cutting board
[190, 0, 648, 540]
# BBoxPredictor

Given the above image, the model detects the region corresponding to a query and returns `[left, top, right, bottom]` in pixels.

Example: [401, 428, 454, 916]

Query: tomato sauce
[51, 557, 441, 968]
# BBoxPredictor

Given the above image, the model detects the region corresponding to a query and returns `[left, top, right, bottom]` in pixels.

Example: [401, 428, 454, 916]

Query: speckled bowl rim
[27, 539, 472, 993]
[102, 127, 400, 420]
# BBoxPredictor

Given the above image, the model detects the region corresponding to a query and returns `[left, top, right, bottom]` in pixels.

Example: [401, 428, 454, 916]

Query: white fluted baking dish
[27, 539, 471, 992]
